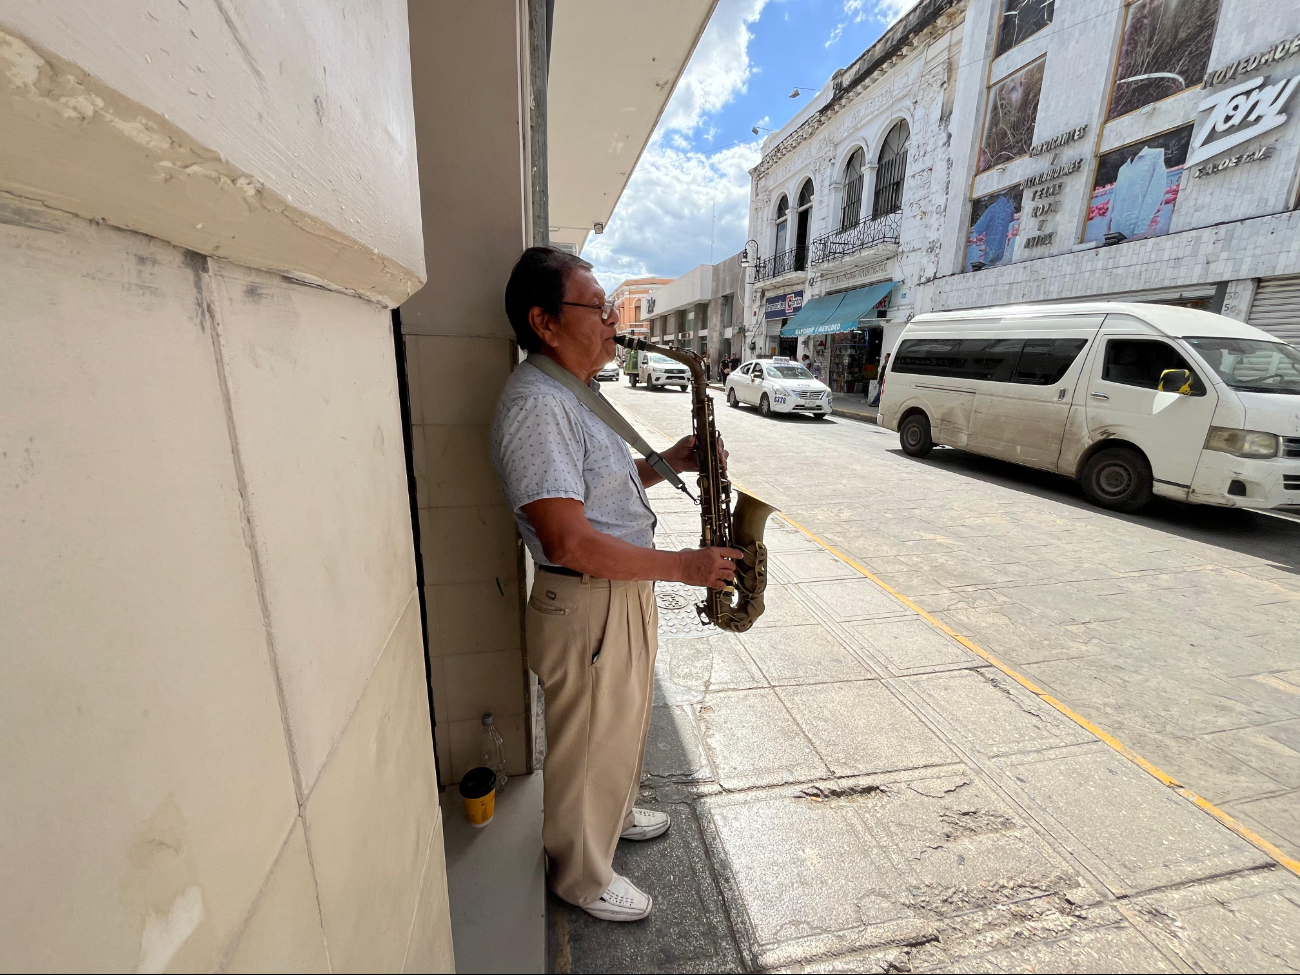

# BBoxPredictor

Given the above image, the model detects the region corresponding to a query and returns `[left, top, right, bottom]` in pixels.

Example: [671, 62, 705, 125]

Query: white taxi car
[725, 356, 833, 418]
[595, 359, 619, 382]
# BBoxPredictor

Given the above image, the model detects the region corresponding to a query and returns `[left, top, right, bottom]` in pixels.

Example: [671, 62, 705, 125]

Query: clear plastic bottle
[481, 712, 507, 795]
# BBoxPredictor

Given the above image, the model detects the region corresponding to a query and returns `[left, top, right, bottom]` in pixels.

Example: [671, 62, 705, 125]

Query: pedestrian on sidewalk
[491, 247, 741, 923]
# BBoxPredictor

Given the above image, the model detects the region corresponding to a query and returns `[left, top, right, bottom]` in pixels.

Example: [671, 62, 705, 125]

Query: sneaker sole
[620, 821, 670, 842]
[581, 897, 653, 922]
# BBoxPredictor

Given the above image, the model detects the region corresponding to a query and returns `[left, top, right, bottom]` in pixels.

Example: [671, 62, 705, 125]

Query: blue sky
[582, 0, 918, 290]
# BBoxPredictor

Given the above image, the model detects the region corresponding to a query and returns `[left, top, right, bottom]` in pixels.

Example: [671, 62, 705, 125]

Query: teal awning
[780, 281, 896, 336]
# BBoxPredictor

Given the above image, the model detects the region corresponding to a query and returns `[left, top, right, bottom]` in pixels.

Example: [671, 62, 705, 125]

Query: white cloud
[657, 0, 769, 135]
[864, 0, 921, 26]
[832, 0, 920, 40]
[582, 140, 762, 291]
[843, 0, 872, 22]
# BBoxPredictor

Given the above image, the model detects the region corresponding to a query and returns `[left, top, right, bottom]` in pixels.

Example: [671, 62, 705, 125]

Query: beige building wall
[1, 2, 451, 971]
[401, 0, 538, 786]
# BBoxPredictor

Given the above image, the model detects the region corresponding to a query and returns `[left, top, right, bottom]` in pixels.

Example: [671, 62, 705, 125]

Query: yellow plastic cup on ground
[460, 766, 497, 827]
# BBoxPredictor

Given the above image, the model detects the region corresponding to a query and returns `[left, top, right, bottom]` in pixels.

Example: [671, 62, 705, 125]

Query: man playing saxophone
[490, 247, 741, 923]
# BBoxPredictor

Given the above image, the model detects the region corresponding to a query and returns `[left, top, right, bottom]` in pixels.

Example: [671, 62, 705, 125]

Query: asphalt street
[547, 376, 1300, 974]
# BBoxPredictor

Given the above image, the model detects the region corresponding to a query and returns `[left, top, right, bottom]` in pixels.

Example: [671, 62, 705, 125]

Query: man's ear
[529, 306, 561, 349]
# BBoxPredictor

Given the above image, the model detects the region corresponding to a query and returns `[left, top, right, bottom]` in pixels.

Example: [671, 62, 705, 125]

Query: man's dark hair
[504, 246, 593, 353]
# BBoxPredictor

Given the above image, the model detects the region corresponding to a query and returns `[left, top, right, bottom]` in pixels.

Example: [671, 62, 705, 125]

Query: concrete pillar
[1221, 279, 1258, 322]
[401, 2, 536, 787]
[0, 2, 450, 969]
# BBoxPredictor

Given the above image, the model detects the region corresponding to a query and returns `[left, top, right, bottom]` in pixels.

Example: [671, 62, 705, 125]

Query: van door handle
[1090, 391, 1109, 400]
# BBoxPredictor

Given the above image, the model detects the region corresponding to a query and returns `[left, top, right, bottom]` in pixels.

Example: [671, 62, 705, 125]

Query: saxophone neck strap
[526, 355, 693, 498]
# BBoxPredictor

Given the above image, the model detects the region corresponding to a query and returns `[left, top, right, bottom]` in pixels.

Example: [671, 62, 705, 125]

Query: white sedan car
[725, 357, 833, 418]
[595, 360, 619, 382]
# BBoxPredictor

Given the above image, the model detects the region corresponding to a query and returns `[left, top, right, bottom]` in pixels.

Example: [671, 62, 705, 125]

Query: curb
[709, 382, 878, 424]
[832, 407, 879, 425]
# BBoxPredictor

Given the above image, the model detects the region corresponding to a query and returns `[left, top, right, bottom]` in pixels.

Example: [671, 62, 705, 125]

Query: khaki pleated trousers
[526, 572, 658, 907]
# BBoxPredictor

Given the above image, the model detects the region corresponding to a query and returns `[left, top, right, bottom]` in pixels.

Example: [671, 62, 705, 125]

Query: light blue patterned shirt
[490, 359, 657, 567]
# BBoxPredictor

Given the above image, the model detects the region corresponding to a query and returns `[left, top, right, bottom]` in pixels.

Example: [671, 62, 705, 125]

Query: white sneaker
[581, 873, 653, 922]
[620, 807, 671, 841]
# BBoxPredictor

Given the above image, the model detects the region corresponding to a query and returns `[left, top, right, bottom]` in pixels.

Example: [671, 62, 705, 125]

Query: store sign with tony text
[764, 290, 804, 320]
[1189, 71, 1300, 175]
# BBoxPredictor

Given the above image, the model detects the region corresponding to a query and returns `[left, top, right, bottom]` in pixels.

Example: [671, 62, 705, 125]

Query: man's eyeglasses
[562, 298, 617, 322]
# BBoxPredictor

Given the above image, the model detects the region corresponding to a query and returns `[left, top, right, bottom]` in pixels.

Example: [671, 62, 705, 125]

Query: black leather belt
[538, 564, 583, 578]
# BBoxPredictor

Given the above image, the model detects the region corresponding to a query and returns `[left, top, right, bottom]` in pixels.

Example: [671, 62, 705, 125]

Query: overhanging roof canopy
[781, 282, 896, 336]
[547, 0, 718, 252]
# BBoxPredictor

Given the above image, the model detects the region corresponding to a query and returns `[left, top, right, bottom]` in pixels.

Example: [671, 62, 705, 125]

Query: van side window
[892, 338, 1022, 381]
[1012, 338, 1088, 385]
[1102, 339, 1206, 394]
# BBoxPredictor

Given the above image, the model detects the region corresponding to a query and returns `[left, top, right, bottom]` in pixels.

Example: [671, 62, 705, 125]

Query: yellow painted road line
[776, 510, 1300, 880]
[625, 393, 1300, 877]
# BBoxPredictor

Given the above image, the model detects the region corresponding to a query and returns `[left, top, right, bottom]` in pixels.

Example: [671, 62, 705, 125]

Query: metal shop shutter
[1115, 285, 1217, 305]
[1249, 275, 1300, 347]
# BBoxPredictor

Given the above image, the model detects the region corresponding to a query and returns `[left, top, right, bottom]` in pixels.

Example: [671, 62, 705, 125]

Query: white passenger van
[878, 302, 1300, 512]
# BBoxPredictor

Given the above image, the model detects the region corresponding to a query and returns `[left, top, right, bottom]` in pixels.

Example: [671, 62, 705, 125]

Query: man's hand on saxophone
[677, 546, 746, 590]
[635, 433, 728, 488]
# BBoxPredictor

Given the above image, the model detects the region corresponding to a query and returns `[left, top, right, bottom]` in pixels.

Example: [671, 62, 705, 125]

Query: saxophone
[615, 336, 777, 633]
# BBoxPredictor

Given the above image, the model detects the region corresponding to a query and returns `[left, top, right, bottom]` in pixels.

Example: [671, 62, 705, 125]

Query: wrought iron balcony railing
[753, 245, 807, 282]
[808, 211, 901, 267]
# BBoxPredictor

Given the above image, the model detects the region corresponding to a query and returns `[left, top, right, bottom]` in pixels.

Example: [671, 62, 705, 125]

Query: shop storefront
[821, 325, 885, 394]
[762, 289, 803, 360]
[781, 281, 895, 394]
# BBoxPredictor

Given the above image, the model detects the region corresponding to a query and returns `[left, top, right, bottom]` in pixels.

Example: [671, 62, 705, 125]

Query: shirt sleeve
[491, 392, 586, 512]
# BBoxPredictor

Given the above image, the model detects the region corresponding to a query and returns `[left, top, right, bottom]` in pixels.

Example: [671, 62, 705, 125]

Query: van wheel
[727, 388, 739, 408]
[759, 394, 773, 417]
[899, 413, 933, 457]
[1082, 447, 1153, 513]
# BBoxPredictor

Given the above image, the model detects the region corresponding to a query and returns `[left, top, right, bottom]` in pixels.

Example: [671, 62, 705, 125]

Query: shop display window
[979, 58, 1045, 172]
[1107, 0, 1220, 120]
[996, 0, 1054, 57]
[965, 184, 1023, 271]
[827, 327, 885, 395]
[1083, 124, 1192, 244]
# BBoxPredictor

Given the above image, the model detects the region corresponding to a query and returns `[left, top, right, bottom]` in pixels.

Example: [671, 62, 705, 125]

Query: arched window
[840, 148, 865, 230]
[634, 299, 642, 321]
[872, 120, 910, 218]
[774, 195, 789, 256]
[795, 180, 814, 270]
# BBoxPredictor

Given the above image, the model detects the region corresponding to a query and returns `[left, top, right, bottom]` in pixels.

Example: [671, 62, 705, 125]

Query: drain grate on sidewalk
[655, 582, 713, 640]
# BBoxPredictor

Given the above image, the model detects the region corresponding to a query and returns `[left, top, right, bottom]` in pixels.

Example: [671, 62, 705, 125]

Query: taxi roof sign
[772, 356, 792, 364]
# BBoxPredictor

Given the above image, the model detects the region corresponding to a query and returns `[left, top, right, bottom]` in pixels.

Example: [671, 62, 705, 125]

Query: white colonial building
[744, 0, 967, 395]
[746, 0, 1300, 399]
